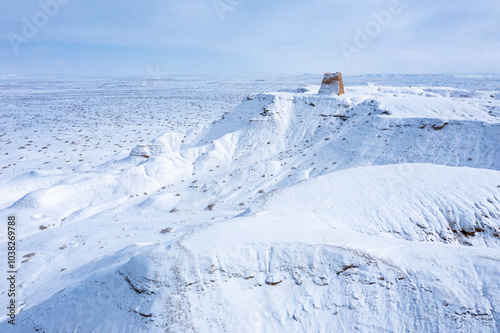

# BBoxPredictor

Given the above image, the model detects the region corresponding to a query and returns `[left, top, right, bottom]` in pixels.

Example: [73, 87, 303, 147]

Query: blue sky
[1, 0, 499, 75]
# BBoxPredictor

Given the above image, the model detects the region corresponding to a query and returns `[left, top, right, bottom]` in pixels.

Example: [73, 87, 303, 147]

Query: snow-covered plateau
[1, 74, 500, 332]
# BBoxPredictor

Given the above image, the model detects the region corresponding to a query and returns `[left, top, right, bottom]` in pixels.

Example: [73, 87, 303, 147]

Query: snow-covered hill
[1, 80, 500, 332]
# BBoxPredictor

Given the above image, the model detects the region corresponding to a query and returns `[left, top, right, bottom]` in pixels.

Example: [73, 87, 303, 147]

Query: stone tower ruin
[318, 72, 345, 96]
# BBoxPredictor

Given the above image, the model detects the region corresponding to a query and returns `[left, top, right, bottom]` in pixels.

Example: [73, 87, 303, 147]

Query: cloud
[0, 0, 499, 75]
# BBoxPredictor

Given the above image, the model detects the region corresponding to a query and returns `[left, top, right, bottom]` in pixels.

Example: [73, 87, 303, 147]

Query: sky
[1, 0, 499, 76]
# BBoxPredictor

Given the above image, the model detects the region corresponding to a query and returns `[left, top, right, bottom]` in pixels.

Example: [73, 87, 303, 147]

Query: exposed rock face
[318, 72, 345, 96]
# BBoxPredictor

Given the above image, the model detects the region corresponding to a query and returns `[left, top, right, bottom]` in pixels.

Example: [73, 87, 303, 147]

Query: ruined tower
[318, 72, 345, 96]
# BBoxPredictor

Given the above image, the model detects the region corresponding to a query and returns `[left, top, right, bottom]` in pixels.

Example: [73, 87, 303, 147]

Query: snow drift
[1, 84, 500, 332]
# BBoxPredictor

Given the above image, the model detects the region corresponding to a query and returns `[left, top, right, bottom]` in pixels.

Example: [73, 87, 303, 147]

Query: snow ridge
[1, 85, 500, 332]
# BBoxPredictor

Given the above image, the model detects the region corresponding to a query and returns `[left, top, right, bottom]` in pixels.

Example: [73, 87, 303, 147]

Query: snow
[1, 74, 500, 332]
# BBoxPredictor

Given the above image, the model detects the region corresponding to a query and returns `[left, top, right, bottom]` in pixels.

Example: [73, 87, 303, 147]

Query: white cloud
[1, 0, 499, 74]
